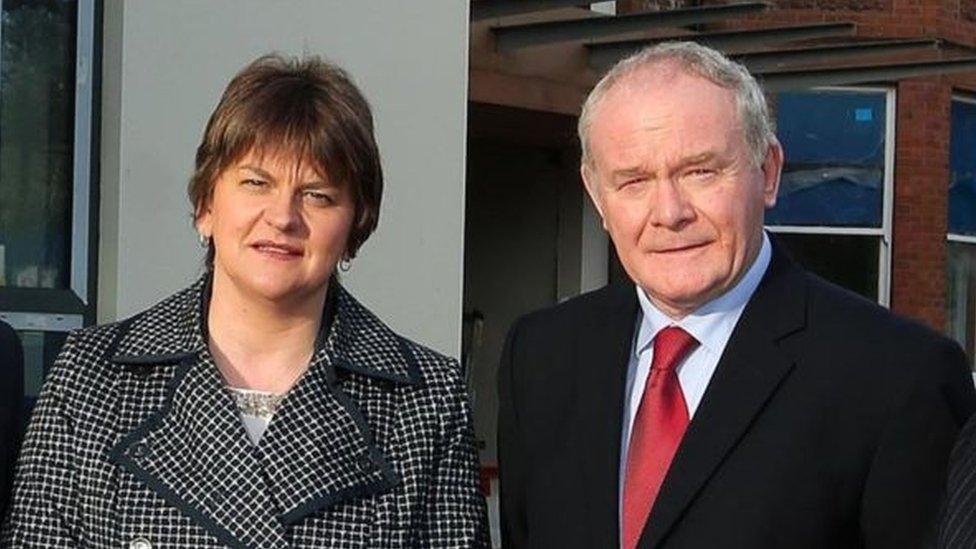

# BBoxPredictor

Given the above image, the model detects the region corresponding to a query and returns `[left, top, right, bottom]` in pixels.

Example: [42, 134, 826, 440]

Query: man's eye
[241, 178, 267, 188]
[687, 168, 716, 179]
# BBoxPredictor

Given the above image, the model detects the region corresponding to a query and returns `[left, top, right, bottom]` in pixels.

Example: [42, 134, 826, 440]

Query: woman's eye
[241, 178, 267, 188]
[304, 190, 334, 205]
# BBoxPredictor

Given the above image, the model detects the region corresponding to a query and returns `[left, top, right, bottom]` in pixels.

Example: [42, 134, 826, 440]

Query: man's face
[582, 66, 783, 318]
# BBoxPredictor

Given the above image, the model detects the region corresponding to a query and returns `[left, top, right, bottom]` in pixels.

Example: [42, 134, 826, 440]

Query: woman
[4, 55, 487, 548]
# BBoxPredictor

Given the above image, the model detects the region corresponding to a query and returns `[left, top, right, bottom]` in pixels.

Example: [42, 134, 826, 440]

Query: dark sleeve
[860, 338, 976, 549]
[498, 317, 528, 548]
[0, 322, 24, 521]
[416, 362, 490, 548]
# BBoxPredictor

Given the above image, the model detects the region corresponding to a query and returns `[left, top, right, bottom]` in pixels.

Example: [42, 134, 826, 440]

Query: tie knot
[652, 326, 698, 372]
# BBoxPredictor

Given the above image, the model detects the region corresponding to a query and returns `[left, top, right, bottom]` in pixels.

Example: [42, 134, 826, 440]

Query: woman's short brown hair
[189, 53, 383, 263]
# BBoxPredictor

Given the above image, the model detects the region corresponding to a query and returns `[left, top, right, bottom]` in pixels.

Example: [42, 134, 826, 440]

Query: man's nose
[649, 180, 694, 229]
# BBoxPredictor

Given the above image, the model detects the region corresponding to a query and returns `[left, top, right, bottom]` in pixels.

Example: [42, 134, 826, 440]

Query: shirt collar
[634, 231, 772, 356]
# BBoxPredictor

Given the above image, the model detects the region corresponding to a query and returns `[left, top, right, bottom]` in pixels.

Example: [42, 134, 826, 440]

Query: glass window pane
[947, 242, 976, 369]
[774, 233, 880, 301]
[0, 0, 77, 289]
[767, 90, 886, 228]
[950, 100, 976, 236]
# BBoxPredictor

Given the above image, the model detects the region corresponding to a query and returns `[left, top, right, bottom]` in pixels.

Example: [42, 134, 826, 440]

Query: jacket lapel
[256, 285, 415, 525]
[111, 352, 288, 549]
[107, 278, 288, 549]
[575, 283, 640, 547]
[639, 243, 807, 549]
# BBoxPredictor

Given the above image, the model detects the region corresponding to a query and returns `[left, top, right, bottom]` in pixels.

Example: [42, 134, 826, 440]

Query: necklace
[227, 387, 285, 418]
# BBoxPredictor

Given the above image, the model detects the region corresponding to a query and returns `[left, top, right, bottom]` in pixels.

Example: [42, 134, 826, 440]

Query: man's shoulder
[0, 321, 18, 353]
[787, 270, 968, 388]
[511, 283, 633, 340]
[802, 271, 953, 349]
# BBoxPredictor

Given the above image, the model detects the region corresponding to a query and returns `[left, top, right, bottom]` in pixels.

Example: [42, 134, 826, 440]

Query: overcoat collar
[110, 274, 422, 385]
[107, 274, 420, 548]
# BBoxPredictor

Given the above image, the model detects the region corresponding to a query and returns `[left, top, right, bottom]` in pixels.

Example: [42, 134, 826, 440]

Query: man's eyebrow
[677, 152, 717, 167]
[611, 167, 650, 178]
[608, 152, 719, 178]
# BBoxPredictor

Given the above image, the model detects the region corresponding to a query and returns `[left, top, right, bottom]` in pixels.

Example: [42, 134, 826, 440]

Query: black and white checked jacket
[3, 276, 488, 548]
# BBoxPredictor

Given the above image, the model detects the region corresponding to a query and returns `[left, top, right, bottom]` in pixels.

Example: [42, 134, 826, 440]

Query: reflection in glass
[947, 242, 976, 369]
[767, 90, 886, 228]
[0, 0, 77, 289]
[950, 100, 976, 236]
[774, 233, 880, 301]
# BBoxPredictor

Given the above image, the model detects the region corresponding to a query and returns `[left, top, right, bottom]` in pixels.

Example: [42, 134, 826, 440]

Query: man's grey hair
[578, 41, 776, 171]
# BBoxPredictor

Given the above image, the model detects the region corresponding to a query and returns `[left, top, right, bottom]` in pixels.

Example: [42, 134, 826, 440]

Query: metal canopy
[471, 0, 594, 21]
[588, 23, 856, 68]
[492, 2, 768, 51]
[758, 57, 976, 90]
[732, 39, 940, 72]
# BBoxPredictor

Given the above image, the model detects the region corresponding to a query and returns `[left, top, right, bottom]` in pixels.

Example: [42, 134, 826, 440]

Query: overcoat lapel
[107, 277, 288, 548]
[258, 358, 399, 526]
[111, 351, 288, 549]
[638, 245, 807, 549]
[257, 286, 414, 525]
[575, 282, 640, 547]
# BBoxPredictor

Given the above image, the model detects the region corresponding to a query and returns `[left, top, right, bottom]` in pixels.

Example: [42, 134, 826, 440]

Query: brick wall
[892, 78, 952, 328]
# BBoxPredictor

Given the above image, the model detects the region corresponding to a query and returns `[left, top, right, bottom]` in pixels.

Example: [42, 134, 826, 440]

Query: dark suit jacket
[936, 403, 976, 547]
[499, 243, 976, 549]
[0, 320, 24, 521]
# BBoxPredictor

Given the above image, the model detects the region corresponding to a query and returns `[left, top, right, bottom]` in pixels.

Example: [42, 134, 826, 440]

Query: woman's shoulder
[332, 286, 463, 392]
[45, 281, 204, 398]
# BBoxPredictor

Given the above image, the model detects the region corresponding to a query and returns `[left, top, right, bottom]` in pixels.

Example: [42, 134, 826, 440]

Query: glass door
[0, 0, 97, 413]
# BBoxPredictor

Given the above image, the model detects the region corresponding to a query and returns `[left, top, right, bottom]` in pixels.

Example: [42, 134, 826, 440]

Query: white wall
[99, 0, 469, 357]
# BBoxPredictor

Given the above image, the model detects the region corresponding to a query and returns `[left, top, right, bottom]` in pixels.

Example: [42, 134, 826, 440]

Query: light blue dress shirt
[618, 232, 772, 531]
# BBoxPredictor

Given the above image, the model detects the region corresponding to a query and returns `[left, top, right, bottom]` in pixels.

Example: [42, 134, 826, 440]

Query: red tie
[622, 326, 698, 549]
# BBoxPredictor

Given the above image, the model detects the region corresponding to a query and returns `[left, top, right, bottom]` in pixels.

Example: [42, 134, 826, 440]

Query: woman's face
[196, 149, 356, 306]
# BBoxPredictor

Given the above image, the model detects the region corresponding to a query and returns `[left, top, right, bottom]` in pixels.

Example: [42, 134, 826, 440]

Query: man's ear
[581, 163, 606, 223]
[761, 139, 784, 209]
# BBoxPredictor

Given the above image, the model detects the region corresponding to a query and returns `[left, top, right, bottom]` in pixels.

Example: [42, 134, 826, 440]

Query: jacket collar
[110, 273, 422, 386]
[106, 274, 415, 546]
[638, 237, 807, 548]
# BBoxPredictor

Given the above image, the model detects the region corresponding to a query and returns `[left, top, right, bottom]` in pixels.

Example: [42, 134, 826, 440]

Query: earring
[339, 258, 351, 272]
[198, 233, 208, 248]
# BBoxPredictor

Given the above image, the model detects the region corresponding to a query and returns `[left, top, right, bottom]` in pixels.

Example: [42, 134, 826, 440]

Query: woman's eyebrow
[238, 164, 274, 180]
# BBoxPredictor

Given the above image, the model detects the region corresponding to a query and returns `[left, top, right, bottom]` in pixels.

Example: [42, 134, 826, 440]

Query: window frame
[0, 0, 100, 333]
[766, 85, 896, 307]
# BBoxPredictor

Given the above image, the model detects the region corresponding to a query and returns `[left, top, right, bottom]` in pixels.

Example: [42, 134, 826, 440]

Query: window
[0, 0, 97, 408]
[767, 87, 893, 304]
[947, 96, 976, 368]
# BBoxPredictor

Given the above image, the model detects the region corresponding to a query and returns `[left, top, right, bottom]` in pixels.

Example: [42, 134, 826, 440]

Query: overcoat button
[130, 442, 150, 458]
[357, 454, 375, 473]
[129, 537, 152, 549]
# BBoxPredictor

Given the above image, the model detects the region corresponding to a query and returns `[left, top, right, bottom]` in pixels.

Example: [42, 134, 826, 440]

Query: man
[0, 319, 23, 519]
[938, 402, 976, 547]
[497, 42, 976, 549]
